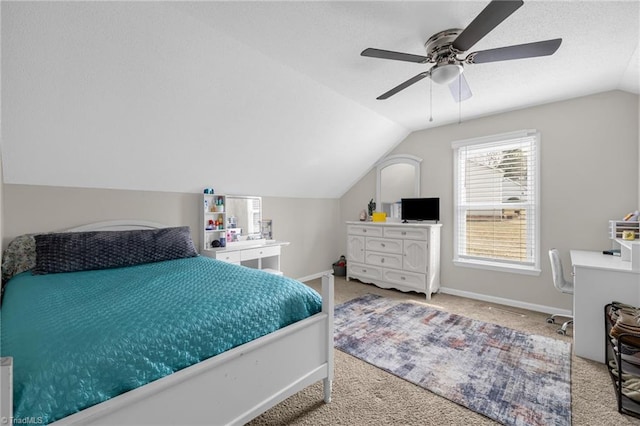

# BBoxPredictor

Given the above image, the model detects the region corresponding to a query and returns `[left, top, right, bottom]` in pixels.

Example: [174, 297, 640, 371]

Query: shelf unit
[202, 194, 226, 252]
[610, 220, 640, 240]
[604, 303, 640, 418]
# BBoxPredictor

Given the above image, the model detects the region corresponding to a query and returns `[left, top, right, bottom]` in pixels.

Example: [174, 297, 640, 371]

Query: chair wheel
[557, 328, 567, 335]
[546, 318, 555, 324]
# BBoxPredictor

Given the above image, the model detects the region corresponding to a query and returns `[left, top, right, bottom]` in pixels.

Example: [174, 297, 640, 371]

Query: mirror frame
[375, 154, 422, 214]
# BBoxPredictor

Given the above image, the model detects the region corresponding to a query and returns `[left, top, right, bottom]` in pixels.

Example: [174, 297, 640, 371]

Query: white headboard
[66, 220, 168, 233]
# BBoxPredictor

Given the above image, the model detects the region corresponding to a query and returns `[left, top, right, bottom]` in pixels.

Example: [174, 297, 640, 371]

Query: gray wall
[2, 185, 339, 280]
[340, 90, 640, 312]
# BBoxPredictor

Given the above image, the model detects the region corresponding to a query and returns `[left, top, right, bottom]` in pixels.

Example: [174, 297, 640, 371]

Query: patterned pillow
[2, 234, 38, 283]
[33, 226, 198, 275]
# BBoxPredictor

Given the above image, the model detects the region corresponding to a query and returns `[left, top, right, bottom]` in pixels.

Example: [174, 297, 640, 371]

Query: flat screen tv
[401, 198, 439, 223]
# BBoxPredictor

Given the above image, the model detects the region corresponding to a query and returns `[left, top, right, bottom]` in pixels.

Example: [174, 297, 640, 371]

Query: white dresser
[346, 221, 441, 299]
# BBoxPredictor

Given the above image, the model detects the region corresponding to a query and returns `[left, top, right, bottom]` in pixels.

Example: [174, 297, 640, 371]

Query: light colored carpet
[248, 276, 639, 425]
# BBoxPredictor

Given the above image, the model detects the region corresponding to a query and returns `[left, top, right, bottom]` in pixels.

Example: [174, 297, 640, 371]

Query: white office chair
[547, 248, 574, 335]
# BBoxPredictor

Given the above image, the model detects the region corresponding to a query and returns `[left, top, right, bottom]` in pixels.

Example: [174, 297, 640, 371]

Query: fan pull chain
[458, 74, 462, 125]
[429, 77, 433, 122]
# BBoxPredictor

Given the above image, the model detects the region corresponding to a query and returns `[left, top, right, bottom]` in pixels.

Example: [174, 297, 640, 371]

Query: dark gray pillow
[33, 226, 198, 275]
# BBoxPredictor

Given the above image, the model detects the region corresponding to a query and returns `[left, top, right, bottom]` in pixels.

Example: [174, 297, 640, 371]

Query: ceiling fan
[361, 0, 562, 102]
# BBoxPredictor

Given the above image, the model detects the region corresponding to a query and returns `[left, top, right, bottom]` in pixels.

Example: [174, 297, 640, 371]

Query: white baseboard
[294, 273, 572, 317]
[439, 286, 572, 317]
[296, 270, 333, 283]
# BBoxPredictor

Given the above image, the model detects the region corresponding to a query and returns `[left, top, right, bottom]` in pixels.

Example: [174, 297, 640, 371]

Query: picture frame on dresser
[346, 221, 441, 300]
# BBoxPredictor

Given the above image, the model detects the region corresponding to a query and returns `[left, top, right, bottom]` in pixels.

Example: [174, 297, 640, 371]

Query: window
[452, 130, 540, 275]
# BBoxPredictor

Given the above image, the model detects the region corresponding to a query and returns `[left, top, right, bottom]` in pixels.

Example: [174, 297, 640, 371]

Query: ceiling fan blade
[377, 72, 430, 100]
[466, 38, 562, 64]
[448, 73, 473, 103]
[452, 0, 523, 53]
[361, 48, 429, 64]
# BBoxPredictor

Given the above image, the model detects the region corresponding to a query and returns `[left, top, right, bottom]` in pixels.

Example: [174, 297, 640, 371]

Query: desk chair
[547, 248, 574, 335]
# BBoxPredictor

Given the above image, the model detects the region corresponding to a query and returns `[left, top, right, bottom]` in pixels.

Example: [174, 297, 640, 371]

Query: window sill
[453, 258, 541, 276]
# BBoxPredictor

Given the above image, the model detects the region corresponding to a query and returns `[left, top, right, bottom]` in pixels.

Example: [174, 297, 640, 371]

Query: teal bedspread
[0, 256, 322, 424]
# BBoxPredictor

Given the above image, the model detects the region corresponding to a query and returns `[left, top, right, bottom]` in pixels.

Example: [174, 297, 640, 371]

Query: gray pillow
[33, 226, 198, 275]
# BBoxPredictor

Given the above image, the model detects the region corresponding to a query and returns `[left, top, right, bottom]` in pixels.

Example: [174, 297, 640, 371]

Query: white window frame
[452, 129, 541, 276]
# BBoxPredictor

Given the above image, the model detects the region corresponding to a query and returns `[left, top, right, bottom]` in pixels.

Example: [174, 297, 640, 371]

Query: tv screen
[401, 198, 439, 223]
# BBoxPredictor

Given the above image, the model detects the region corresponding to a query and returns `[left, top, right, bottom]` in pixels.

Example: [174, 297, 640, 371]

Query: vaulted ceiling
[2, 1, 638, 198]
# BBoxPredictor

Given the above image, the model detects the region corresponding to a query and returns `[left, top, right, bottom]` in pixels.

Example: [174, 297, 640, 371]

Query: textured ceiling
[1, 1, 638, 198]
[176, 1, 640, 130]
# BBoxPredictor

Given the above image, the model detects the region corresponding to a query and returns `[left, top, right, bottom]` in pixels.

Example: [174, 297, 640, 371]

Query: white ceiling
[2, 1, 638, 198]
[176, 0, 640, 129]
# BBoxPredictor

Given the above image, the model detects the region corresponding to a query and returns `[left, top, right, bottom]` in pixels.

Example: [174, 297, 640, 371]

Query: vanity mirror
[376, 154, 422, 220]
[225, 195, 263, 244]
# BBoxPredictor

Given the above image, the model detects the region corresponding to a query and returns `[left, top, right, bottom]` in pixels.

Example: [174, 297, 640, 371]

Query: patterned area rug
[334, 294, 572, 426]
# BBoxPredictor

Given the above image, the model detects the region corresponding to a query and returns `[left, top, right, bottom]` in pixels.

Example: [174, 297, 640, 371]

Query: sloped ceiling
[2, 1, 638, 198]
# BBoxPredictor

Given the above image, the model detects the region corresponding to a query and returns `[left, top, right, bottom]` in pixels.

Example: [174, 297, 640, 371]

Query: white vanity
[200, 194, 288, 275]
[346, 221, 441, 299]
[203, 240, 289, 275]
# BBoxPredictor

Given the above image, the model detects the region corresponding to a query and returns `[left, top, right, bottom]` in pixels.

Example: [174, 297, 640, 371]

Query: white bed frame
[0, 220, 334, 425]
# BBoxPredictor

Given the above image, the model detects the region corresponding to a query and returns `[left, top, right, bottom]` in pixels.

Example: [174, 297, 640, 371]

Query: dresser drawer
[365, 252, 403, 269]
[348, 262, 383, 280]
[365, 237, 402, 254]
[384, 226, 429, 241]
[241, 245, 281, 261]
[216, 250, 241, 264]
[383, 269, 426, 291]
[348, 225, 383, 237]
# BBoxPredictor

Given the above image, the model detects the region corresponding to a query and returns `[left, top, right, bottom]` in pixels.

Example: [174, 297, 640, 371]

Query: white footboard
[0, 357, 12, 425]
[1, 274, 334, 426]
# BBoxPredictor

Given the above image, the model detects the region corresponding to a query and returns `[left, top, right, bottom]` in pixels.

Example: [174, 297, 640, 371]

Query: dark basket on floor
[332, 263, 346, 276]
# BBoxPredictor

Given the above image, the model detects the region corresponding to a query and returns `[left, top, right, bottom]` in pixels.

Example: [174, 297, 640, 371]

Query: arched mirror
[376, 154, 422, 220]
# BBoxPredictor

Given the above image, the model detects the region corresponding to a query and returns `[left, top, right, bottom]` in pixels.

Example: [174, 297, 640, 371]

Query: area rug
[334, 294, 572, 426]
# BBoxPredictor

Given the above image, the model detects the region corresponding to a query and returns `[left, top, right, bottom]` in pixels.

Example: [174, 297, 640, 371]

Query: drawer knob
[363, 269, 367, 273]
[363, 229, 367, 233]
[401, 232, 406, 235]
[381, 243, 386, 247]
[381, 258, 385, 263]
[401, 276, 406, 280]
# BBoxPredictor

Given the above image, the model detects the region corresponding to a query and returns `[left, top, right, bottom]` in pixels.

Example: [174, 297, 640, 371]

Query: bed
[0, 220, 334, 425]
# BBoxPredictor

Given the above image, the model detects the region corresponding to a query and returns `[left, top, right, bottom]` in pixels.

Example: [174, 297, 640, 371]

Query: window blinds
[453, 130, 539, 268]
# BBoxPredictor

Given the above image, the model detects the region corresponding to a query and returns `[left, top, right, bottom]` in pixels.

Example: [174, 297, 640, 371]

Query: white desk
[202, 240, 290, 274]
[571, 250, 640, 363]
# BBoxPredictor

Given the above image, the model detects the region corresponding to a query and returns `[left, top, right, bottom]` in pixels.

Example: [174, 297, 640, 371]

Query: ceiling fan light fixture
[362, 1, 562, 101]
[430, 63, 463, 85]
